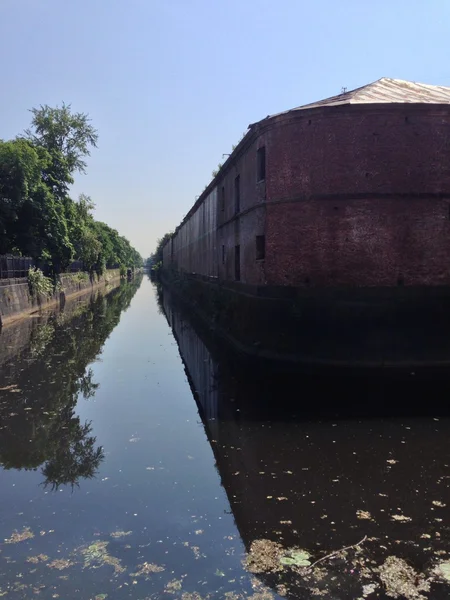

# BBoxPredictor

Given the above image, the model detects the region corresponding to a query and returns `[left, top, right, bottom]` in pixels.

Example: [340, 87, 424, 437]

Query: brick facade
[164, 101, 450, 291]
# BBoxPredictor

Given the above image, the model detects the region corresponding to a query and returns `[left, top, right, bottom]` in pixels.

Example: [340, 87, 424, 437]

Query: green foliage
[72, 271, 89, 283]
[26, 103, 99, 181]
[148, 232, 173, 268]
[211, 162, 223, 178]
[0, 105, 142, 273]
[28, 267, 54, 298]
[0, 139, 50, 254]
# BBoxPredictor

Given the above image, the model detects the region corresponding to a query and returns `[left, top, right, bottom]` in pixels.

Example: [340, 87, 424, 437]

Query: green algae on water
[279, 549, 311, 568]
[79, 540, 125, 574]
[434, 560, 450, 582]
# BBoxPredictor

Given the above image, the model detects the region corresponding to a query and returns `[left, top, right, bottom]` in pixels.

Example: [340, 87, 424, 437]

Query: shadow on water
[157, 281, 450, 600]
[0, 279, 141, 490]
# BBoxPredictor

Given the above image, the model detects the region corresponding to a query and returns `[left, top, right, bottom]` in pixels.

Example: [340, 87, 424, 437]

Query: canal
[1, 276, 450, 599]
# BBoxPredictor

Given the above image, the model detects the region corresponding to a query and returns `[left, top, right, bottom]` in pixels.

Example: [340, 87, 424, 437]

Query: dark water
[1, 277, 450, 599]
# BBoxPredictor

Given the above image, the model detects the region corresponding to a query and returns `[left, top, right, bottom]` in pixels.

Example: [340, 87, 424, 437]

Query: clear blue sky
[1, 0, 449, 257]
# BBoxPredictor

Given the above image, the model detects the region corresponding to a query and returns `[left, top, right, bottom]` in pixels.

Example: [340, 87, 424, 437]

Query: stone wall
[0, 269, 121, 327]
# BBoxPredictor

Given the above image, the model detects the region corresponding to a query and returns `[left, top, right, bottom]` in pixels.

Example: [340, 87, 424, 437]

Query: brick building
[162, 78, 450, 366]
[164, 78, 450, 290]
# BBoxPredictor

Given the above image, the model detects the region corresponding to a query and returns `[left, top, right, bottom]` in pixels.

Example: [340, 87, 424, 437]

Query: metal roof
[268, 78, 450, 119]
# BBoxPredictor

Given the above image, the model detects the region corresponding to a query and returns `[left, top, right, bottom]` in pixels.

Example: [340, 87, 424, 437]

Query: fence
[0, 256, 89, 280]
[0, 256, 35, 279]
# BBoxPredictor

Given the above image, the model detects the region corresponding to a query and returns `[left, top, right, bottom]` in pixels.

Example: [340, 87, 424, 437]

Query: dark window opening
[257, 147, 266, 182]
[235, 245, 241, 281]
[222, 245, 225, 265]
[221, 186, 225, 211]
[234, 175, 240, 214]
[256, 235, 265, 260]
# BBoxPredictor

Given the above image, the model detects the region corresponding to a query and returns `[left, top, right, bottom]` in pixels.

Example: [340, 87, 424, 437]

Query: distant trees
[147, 232, 172, 270]
[0, 104, 142, 273]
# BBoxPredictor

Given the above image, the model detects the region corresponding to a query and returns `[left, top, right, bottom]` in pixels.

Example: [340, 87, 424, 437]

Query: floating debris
[362, 583, 378, 597]
[357, 510, 373, 521]
[245, 540, 284, 574]
[379, 556, 430, 599]
[130, 562, 165, 578]
[27, 554, 49, 563]
[0, 384, 20, 391]
[110, 531, 132, 539]
[5, 527, 34, 544]
[48, 559, 75, 570]
[79, 541, 125, 574]
[432, 501, 446, 508]
[390, 515, 412, 523]
[165, 579, 183, 593]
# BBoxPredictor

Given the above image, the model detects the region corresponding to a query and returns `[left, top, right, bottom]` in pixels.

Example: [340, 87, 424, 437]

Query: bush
[72, 271, 89, 283]
[28, 267, 54, 298]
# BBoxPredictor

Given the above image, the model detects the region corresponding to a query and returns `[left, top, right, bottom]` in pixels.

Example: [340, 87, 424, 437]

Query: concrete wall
[0, 269, 120, 327]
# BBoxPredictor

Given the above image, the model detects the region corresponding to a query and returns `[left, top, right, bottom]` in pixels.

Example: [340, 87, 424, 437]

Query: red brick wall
[263, 104, 450, 287]
[264, 105, 450, 201]
[265, 198, 450, 287]
[165, 103, 450, 289]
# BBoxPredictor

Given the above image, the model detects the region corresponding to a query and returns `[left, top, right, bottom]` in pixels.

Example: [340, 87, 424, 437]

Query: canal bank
[1, 276, 450, 599]
[0, 268, 121, 328]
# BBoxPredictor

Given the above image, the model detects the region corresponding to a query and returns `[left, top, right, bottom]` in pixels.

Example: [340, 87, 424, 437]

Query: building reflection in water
[159, 283, 450, 599]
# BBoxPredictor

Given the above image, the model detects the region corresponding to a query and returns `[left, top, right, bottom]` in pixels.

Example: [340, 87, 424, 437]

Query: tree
[150, 232, 173, 267]
[26, 103, 98, 199]
[0, 104, 142, 273]
[0, 139, 49, 254]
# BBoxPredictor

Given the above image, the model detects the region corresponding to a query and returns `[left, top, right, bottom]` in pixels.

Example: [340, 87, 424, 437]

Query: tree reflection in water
[0, 279, 141, 489]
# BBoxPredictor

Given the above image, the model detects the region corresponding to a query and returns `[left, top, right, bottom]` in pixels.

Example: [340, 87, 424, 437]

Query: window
[221, 186, 225, 211]
[257, 147, 266, 181]
[222, 245, 225, 265]
[256, 235, 265, 260]
[234, 175, 240, 214]
[235, 245, 241, 281]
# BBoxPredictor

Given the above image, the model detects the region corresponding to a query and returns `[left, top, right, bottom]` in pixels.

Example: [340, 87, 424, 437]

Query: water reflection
[0, 280, 140, 490]
[158, 283, 450, 599]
